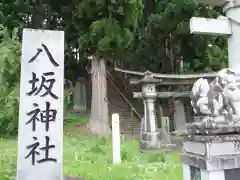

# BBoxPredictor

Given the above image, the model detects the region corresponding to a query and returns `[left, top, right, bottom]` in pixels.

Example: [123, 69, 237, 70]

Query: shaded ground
[64, 114, 183, 152]
[64, 114, 91, 134]
[64, 124, 90, 134]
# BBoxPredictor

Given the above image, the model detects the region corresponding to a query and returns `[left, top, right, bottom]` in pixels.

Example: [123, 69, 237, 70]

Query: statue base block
[181, 133, 240, 180]
[186, 117, 240, 135]
[139, 130, 176, 152]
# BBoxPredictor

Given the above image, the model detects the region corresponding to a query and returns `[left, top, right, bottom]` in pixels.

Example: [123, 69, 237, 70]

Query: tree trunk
[87, 56, 111, 136]
[30, 8, 45, 29]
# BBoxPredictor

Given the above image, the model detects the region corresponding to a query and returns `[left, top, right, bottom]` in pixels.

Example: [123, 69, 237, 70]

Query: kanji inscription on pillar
[16, 28, 64, 180]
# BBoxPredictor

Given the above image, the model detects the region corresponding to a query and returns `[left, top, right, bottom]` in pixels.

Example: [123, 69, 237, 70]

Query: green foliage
[121, 150, 129, 161]
[99, 136, 108, 146]
[204, 44, 228, 70]
[90, 142, 105, 155]
[0, 0, 228, 79]
[126, 0, 227, 74]
[0, 0, 144, 82]
[89, 18, 134, 51]
[64, 79, 74, 110]
[147, 152, 167, 163]
[0, 134, 182, 180]
[0, 25, 21, 136]
[68, 0, 144, 58]
[64, 115, 88, 126]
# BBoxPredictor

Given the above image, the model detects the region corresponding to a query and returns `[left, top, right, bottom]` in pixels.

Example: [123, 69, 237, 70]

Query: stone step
[109, 101, 131, 106]
[120, 120, 141, 124]
[120, 119, 140, 121]
[120, 120, 140, 124]
[109, 112, 130, 115]
[120, 121, 141, 125]
[121, 121, 140, 124]
[121, 123, 141, 126]
[121, 127, 141, 130]
[120, 122, 138, 125]
[109, 114, 132, 119]
[108, 97, 132, 101]
[109, 100, 127, 104]
[120, 128, 141, 131]
[120, 122, 140, 124]
[109, 111, 134, 116]
[109, 114, 131, 117]
[113, 110, 138, 114]
[109, 106, 141, 113]
[121, 125, 140, 127]
[108, 99, 125, 102]
[108, 95, 130, 99]
[109, 112, 130, 116]
[109, 107, 130, 110]
[120, 124, 140, 127]
[122, 123, 140, 126]
[121, 119, 140, 121]
[107, 81, 142, 135]
[109, 110, 130, 113]
[120, 130, 141, 134]
[121, 125, 141, 129]
[108, 93, 129, 97]
[120, 132, 141, 136]
[108, 98, 129, 102]
[108, 92, 126, 96]
[121, 126, 141, 129]
[121, 126, 140, 129]
[109, 103, 130, 107]
[117, 112, 132, 114]
[109, 105, 129, 108]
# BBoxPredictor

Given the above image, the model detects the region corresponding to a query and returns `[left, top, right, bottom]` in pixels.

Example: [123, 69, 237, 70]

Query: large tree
[68, 0, 143, 136]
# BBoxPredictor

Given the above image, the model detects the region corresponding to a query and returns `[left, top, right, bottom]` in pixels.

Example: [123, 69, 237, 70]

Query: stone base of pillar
[139, 131, 176, 152]
[73, 105, 87, 113]
[140, 131, 160, 151]
[181, 133, 240, 180]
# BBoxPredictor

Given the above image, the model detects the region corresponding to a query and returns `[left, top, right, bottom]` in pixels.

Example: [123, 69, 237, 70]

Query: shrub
[0, 25, 21, 136]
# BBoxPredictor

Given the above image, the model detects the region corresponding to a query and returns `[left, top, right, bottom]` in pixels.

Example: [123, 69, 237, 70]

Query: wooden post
[112, 113, 121, 164]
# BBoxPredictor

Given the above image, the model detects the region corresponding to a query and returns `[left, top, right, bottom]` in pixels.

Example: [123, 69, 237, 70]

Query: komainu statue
[189, 68, 240, 134]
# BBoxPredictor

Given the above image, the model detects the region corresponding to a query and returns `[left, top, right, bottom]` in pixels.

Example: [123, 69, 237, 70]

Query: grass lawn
[0, 115, 183, 180]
